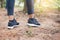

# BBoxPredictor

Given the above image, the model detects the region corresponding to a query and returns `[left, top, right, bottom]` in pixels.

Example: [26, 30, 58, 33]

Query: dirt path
[0, 8, 60, 40]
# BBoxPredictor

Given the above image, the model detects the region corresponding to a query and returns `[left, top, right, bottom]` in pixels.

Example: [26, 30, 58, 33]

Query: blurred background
[0, 0, 60, 40]
[0, 0, 60, 13]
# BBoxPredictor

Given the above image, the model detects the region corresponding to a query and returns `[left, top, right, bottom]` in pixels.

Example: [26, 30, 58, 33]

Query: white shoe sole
[8, 26, 14, 29]
[8, 25, 19, 29]
[27, 23, 39, 27]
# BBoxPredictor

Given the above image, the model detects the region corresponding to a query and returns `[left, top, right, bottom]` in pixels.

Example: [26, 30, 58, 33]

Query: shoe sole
[27, 23, 40, 27]
[8, 26, 14, 29]
[8, 25, 19, 29]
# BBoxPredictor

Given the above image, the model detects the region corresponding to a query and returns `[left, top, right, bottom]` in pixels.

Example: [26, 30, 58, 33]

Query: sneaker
[8, 19, 19, 29]
[27, 18, 40, 27]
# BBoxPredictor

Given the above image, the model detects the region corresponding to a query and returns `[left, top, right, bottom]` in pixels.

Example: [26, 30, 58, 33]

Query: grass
[26, 26, 34, 37]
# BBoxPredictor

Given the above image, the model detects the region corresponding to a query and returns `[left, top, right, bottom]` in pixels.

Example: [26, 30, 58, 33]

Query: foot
[27, 18, 40, 27]
[8, 19, 19, 29]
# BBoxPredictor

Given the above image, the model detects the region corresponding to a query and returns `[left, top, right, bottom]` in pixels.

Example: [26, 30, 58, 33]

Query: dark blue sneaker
[27, 18, 40, 27]
[8, 19, 19, 29]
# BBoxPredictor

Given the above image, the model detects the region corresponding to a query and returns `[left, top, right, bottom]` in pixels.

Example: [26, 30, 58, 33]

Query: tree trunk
[0, 0, 4, 8]
[23, 0, 27, 13]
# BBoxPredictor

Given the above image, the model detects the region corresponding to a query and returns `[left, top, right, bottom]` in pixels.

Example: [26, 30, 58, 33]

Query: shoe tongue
[29, 18, 35, 20]
[9, 20, 13, 22]
[9, 19, 15, 22]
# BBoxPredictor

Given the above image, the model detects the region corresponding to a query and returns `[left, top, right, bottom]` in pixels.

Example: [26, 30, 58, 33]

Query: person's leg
[26, 0, 40, 26]
[6, 0, 19, 29]
[6, 0, 14, 20]
[26, 0, 34, 18]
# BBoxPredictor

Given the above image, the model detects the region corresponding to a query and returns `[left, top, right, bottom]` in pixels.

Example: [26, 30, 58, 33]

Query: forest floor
[0, 8, 60, 40]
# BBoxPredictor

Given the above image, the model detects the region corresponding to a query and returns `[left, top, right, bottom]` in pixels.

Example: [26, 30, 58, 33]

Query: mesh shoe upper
[28, 18, 40, 25]
[8, 19, 19, 27]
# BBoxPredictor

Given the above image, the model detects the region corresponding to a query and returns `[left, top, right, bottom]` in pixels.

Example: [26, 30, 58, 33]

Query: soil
[0, 8, 60, 40]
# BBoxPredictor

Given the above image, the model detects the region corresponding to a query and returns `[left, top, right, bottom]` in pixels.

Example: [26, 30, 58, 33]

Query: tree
[23, 0, 27, 13]
[0, 0, 4, 8]
[57, 0, 60, 11]
[0, 0, 6, 8]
